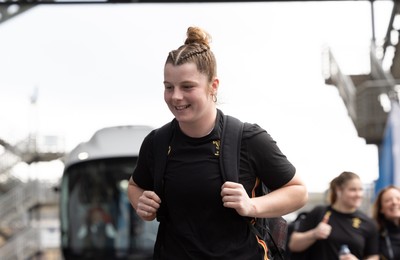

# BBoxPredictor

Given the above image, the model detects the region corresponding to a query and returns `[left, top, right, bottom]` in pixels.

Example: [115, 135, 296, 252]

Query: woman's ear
[211, 77, 219, 94]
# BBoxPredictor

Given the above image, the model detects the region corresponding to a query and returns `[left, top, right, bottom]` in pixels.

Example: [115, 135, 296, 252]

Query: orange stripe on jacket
[256, 235, 269, 260]
[252, 178, 269, 259]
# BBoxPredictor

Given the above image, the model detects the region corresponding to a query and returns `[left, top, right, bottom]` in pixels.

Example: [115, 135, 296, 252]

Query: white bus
[60, 125, 157, 260]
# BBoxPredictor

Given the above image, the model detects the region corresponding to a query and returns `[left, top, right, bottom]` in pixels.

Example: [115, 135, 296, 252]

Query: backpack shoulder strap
[320, 205, 331, 223]
[153, 120, 174, 222]
[219, 115, 244, 182]
[221, 116, 285, 259]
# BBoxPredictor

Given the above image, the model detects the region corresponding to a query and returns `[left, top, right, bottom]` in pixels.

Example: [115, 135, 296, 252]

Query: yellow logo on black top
[213, 140, 220, 156]
[352, 217, 361, 229]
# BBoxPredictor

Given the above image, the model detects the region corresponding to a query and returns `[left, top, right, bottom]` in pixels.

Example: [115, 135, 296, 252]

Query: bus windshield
[60, 157, 158, 259]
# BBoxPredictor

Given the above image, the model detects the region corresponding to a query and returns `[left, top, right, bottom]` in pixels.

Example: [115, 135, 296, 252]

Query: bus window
[60, 157, 158, 259]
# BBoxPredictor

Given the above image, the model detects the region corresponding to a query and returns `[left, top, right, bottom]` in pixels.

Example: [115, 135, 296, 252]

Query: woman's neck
[179, 109, 217, 138]
[331, 203, 356, 214]
[386, 217, 400, 226]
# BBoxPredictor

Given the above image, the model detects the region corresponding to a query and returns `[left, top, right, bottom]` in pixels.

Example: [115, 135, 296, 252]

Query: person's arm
[251, 173, 307, 217]
[288, 229, 318, 252]
[221, 173, 307, 218]
[225, 125, 307, 218]
[127, 176, 161, 221]
[288, 218, 332, 252]
[127, 131, 160, 221]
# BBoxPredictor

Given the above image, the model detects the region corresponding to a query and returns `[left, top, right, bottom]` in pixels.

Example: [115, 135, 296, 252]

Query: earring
[212, 94, 217, 103]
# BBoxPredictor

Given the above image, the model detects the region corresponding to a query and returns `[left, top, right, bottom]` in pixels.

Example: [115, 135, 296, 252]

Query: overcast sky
[0, 1, 393, 191]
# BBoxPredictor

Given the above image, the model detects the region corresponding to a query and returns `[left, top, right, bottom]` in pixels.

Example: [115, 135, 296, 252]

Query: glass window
[60, 157, 158, 259]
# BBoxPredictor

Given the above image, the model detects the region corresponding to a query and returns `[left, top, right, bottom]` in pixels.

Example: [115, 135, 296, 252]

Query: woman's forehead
[342, 178, 362, 188]
[164, 63, 207, 81]
[382, 188, 400, 198]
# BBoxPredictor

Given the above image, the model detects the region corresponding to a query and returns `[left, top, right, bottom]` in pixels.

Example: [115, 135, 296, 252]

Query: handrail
[0, 181, 59, 235]
[322, 46, 357, 120]
[369, 40, 398, 99]
[370, 41, 396, 84]
[0, 135, 65, 167]
[382, 1, 400, 55]
[0, 181, 59, 259]
[0, 227, 41, 260]
[0, 151, 21, 176]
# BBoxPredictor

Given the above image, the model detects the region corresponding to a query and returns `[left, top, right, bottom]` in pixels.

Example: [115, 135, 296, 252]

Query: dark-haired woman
[373, 185, 400, 260]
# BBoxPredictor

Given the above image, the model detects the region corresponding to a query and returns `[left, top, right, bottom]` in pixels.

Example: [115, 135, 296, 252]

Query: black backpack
[153, 114, 287, 260]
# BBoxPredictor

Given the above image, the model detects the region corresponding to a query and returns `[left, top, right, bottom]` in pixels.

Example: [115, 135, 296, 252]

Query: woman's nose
[172, 88, 183, 100]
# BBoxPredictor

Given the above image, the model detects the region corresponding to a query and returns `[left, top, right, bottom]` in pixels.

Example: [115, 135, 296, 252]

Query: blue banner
[375, 101, 400, 195]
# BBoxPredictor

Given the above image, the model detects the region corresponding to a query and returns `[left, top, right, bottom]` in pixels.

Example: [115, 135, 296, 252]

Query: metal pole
[370, 0, 376, 43]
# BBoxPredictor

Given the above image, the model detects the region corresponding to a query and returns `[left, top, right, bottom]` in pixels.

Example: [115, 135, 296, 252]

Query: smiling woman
[289, 171, 379, 260]
[163, 61, 218, 137]
[127, 25, 307, 260]
[372, 185, 400, 260]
